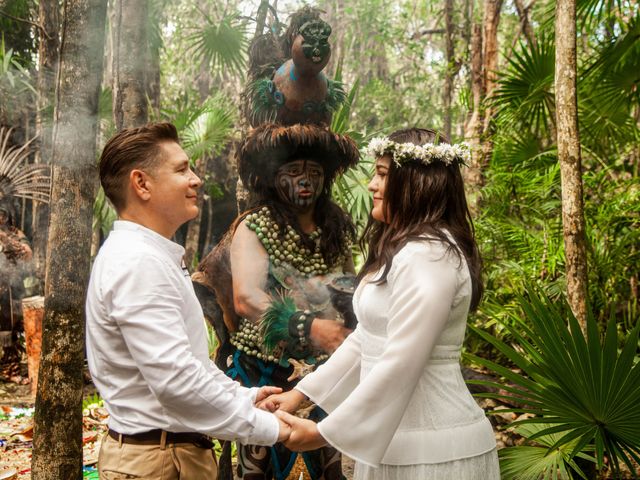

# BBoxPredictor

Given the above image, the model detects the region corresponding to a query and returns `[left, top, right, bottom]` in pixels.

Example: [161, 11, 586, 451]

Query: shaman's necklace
[245, 206, 336, 276]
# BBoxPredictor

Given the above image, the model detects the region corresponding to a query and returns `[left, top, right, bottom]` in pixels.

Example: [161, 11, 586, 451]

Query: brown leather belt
[108, 428, 214, 448]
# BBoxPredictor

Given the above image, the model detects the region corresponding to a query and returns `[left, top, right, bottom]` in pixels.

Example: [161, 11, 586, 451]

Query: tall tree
[555, 0, 588, 329]
[32, 0, 60, 279]
[31, 0, 107, 478]
[112, 0, 148, 129]
[442, 0, 456, 140]
[463, 21, 484, 206]
[480, 0, 503, 164]
[184, 54, 212, 268]
[463, 0, 502, 212]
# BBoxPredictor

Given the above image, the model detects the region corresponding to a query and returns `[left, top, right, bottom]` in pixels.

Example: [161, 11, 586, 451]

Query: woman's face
[368, 155, 391, 223]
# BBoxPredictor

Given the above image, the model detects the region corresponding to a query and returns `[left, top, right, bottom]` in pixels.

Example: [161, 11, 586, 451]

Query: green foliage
[0, 0, 36, 67]
[0, 36, 35, 124]
[493, 36, 555, 139]
[185, 12, 248, 77]
[499, 423, 594, 480]
[466, 289, 640, 478]
[93, 187, 117, 237]
[82, 392, 104, 411]
[176, 94, 236, 162]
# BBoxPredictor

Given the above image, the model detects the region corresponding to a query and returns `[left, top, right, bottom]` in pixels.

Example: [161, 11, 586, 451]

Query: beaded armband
[287, 310, 314, 349]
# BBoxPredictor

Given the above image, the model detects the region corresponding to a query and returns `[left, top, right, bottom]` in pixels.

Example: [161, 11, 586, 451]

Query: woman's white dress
[296, 239, 500, 479]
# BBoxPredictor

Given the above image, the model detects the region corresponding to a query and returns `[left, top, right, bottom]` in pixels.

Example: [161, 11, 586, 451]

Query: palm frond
[185, 12, 248, 76]
[176, 94, 236, 162]
[492, 36, 555, 138]
[466, 288, 640, 477]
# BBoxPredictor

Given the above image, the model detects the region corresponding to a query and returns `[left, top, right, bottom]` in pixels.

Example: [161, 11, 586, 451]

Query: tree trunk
[463, 21, 484, 208]
[184, 57, 213, 268]
[31, 0, 107, 478]
[555, 0, 588, 330]
[146, 3, 161, 118]
[480, 0, 503, 165]
[32, 0, 60, 281]
[513, 0, 536, 47]
[184, 155, 209, 268]
[443, 0, 455, 140]
[112, 0, 148, 129]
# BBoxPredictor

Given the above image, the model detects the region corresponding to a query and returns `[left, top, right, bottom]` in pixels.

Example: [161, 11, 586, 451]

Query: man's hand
[309, 318, 352, 353]
[255, 386, 283, 404]
[257, 389, 307, 413]
[275, 410, 327, 451]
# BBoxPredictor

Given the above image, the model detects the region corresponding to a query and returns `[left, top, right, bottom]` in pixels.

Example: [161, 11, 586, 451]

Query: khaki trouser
[98, 432, 218, 480]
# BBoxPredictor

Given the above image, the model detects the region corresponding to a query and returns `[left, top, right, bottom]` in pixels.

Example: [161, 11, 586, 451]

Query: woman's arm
[315, 243, 461, 466]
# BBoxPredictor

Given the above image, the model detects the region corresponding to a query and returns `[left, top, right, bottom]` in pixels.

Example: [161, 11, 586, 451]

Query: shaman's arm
[230, 220, 272, 323]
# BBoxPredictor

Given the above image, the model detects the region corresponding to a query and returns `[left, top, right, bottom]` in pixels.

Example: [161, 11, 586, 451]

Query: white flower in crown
[365, 137, 469, 167]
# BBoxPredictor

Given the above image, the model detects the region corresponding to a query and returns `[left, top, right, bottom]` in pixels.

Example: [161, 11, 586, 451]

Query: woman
[261, 128, 500, 479]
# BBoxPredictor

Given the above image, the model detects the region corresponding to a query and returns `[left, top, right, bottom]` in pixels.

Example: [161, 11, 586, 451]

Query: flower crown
[365, 137, 471, 167]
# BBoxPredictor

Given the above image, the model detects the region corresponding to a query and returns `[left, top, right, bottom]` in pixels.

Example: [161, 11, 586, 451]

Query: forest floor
[0, 362, 514, 480]
[1, 362, 634, 480]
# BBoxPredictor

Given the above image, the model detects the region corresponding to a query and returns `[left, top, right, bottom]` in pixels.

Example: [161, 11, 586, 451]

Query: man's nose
[190, 170, 202, 188]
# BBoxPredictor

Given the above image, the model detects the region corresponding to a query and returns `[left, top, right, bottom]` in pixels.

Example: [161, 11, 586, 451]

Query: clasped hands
[255, 387, 326, 451]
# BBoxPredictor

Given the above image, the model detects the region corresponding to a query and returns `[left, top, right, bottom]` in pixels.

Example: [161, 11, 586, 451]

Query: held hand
[255, 386, 283, 404]
[275, 410, 327, 451]
[276, 415, 292, 443]
[257, 389, 307, 413]
[309, 318, 352, 353]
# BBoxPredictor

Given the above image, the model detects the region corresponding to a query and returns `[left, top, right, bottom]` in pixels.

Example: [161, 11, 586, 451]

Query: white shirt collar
[113, 220, 185, 267]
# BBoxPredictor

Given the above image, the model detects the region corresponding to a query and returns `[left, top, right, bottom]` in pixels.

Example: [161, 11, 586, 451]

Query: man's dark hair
[99, 122, 179, 211]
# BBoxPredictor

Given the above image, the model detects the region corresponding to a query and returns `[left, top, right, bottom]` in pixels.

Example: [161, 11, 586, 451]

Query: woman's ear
[130, 169, 151, 201]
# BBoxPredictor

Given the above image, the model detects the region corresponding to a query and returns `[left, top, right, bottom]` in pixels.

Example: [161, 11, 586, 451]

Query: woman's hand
[309, 318, 352, 353]
[257, 388, 307, 413]
[275, 410, 327, 451]
[255, 386, 283, 404]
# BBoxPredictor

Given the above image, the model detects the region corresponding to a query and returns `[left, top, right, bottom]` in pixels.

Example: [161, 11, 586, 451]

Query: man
[86, 123, 290, 480]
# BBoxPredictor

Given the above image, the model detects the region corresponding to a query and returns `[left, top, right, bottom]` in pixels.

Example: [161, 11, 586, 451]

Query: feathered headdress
[0, 128, 51, 205]
[237, 122, 359, 194]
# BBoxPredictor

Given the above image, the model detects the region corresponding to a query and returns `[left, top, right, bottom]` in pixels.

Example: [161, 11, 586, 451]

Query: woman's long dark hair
[358, 128, 483, 311]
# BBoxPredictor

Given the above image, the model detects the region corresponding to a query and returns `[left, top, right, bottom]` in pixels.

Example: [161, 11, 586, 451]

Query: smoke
[0, 246, 35, 289]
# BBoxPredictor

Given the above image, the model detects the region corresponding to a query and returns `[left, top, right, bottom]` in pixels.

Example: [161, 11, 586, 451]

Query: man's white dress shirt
[86, 220, 279, 446]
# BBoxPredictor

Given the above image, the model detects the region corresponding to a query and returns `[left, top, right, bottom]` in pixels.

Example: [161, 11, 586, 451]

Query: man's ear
[130, 169, 151, 201]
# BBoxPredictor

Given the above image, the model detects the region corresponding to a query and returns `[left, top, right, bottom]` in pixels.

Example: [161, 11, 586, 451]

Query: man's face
[0, 209, 8, 226]
[143, 141, 201, 234]
[275, 159, 324, 210]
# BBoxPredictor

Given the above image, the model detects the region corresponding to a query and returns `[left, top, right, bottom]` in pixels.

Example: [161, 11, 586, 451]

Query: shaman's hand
[309, 318, 352, 353]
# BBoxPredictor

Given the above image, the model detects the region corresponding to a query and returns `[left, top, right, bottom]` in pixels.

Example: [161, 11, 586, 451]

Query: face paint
[299, 20, 332, 64]
[276, 159, 325, 210]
